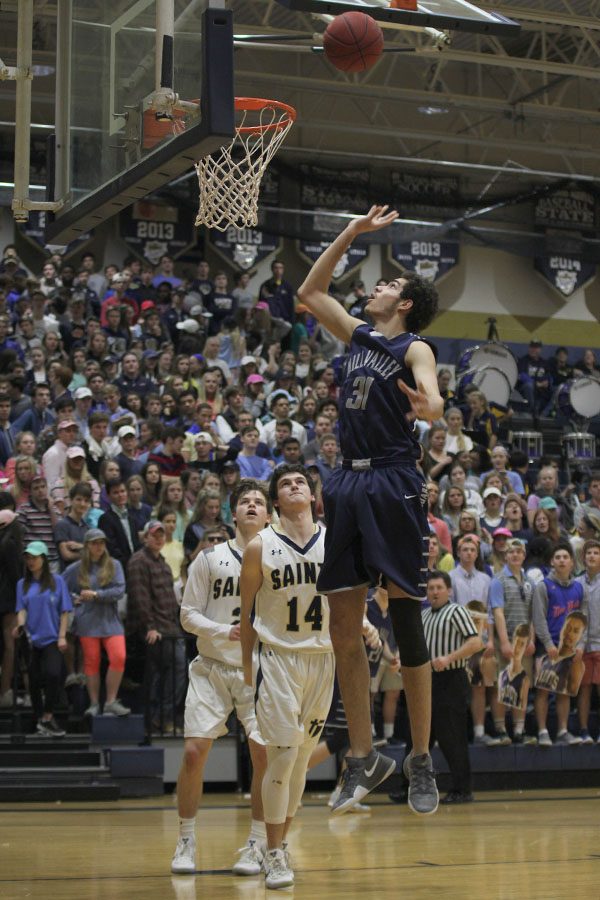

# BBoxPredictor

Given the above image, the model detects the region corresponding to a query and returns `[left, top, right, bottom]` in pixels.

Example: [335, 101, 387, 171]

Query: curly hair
[401, 271, 439, 333]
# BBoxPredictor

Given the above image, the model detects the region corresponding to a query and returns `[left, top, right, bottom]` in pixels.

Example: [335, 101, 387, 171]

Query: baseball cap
[539, 496, 558, 510]
[195, 431, 214, 444]
[246, 374, 265, 385]
[57, 419, 78, 431]
[492, 527, 512, 539]
[111, 273, 126, 284]
[140, 300, 156, 312]
[176, 319, 200, 334]
[506, 538, 526, 550]
[0, 509, 17, 528]
[222, 460, 240, 471]
[144, 519, 165, 535]
[189, 305, 205, 316]
[483, 487, 502, 499]
[117, 425, 136, 439]
[529, 339, 542, 347]
[84, 528, 107, 543]
[276, 368, 295, 381]
[142, 349, 160, 359]
[66, 446, 86, 459]
[24, 540, 49, 556]
[73, 387, 92, 400]
[241, 355, 257, 367]
[255, 301, 269, 310]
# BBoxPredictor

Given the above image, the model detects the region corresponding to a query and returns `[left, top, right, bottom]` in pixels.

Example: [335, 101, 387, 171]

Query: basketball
[323, 12, 384, 73]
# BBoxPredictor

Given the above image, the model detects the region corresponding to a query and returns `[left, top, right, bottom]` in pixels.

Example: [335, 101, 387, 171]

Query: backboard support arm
[11, 0, 63, 221]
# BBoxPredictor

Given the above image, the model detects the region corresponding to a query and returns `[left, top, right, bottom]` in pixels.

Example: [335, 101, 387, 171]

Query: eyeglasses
[205, 536, 223, 543]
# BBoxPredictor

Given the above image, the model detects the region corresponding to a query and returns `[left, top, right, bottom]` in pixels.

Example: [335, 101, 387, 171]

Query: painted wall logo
[388, 240, 459, 282]
[534, 254, 596, 297]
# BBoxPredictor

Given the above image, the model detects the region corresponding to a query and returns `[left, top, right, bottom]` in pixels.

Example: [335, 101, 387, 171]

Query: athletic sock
[383, 723, 394, 739]
[556, 729, 567, 736]
[494, 719, 505, 733]
[249, 819, 267, 844]
[513, 722, 524, 735]
[473, 725, 484, 738]
[179, 817, 196, 840]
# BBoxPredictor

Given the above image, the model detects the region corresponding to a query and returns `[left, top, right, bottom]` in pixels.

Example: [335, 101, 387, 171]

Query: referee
[423, 570, 482, 804]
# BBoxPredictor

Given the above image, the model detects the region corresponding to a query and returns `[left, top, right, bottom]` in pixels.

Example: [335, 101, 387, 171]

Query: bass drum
[457, 342, 518, 389]
[457, 366, 511, 409]
[556, 377, 600, 420]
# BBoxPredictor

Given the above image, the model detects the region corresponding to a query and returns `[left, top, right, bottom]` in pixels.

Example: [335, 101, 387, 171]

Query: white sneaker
[538, 730, 553, 748]
[0, 689, 13, 708]
[555, 731, 582, 746]
[171, 837, 196, 874]
[232, 839, 264, 876]
[328, 783, 342, 808]
[264, 848, 294, 889]
[349, 802, 371, 813]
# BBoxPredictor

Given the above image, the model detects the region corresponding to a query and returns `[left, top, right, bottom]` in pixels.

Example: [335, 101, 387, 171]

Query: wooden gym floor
[1, 789, 599, 899]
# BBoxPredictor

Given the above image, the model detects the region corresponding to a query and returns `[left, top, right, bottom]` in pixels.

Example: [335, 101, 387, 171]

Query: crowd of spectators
[0, 245, 598, 770]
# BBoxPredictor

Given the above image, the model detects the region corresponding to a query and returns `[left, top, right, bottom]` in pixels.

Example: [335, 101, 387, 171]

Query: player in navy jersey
[298, 205, 443, 816]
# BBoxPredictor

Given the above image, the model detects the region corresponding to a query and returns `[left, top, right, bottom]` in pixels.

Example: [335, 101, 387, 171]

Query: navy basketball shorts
[317, 463, 430, 599]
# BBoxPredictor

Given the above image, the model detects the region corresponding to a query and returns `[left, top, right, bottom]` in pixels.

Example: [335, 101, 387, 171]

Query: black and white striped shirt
[422, 602, 478, 669]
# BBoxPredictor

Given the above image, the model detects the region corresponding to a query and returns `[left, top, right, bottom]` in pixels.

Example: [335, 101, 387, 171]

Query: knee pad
[388, 598, 430, 668]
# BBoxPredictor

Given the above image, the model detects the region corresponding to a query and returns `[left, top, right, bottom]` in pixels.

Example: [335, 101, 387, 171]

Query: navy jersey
[338, 325, 437, 461]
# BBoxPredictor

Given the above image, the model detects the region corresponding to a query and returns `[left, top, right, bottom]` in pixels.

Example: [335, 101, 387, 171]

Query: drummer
[517, 340, 552, 417]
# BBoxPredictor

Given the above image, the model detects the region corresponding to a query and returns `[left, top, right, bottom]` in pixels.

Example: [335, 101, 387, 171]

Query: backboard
[45, 0, 234, 245]
[275, 0, 520, 36]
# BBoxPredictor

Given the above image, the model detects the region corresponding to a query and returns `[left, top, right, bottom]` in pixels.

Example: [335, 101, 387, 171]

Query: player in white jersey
[171, 480, 271, 877]
[241, 464, 335, 890]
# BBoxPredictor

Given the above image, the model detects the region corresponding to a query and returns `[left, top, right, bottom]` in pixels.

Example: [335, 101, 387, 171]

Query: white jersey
[253, 525, 331, 653]
[181, 539, 244, 667]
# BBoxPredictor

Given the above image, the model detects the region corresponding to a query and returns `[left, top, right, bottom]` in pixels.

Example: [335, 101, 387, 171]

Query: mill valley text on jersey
[338, 325, 437, 463]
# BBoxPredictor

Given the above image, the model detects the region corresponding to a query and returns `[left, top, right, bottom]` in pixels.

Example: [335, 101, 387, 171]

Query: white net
[195, 99, 295, 232]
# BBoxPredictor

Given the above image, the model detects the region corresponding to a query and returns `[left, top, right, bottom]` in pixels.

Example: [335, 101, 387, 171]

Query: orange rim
[234, 97, 296, 134]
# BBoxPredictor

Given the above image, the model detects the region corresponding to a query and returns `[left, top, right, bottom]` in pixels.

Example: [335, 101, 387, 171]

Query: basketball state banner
[388, 240, 459, 282]
[120, 201, 197, 264]
[209, 227, 282, 271]
[534, 254, 596, 298]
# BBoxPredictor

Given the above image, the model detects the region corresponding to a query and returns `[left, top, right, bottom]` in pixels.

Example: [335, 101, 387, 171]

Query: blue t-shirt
[338, 325, 437, 462]
[16, 574, 73, 648]
[542, 576, 584, 645]
[237, 454, 272, 481]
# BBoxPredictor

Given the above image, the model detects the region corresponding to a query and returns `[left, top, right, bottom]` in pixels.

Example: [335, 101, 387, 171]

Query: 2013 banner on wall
[120, 201, 197, 264]
[18, 211, 93, 259]
[388, 240, 459, 282]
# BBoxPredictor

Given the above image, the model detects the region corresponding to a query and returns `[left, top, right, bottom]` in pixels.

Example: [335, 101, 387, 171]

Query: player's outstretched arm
[297, 204, 398, 343]
[240, 535, 264, 686]
[400, 340, 444, 422]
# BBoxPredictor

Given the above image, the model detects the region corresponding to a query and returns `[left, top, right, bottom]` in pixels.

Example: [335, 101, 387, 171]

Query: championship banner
[534, 254, 596, 298]
[209, 227, 281, 271]
[535, 187, 596, 232]
[18, 211, 93, 259]
[533, 611, 587, 697]
[119, 201, 196, 264]
[391, 171, 461, 217]
[298, 239, 369, 283]
[388, 239, 459, 282]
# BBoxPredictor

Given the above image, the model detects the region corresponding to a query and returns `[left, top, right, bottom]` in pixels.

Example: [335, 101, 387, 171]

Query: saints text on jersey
[271, 560, 323, 591]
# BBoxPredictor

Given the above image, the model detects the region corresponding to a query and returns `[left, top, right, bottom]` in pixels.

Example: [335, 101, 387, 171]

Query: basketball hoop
[195, 97, 296, 232]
